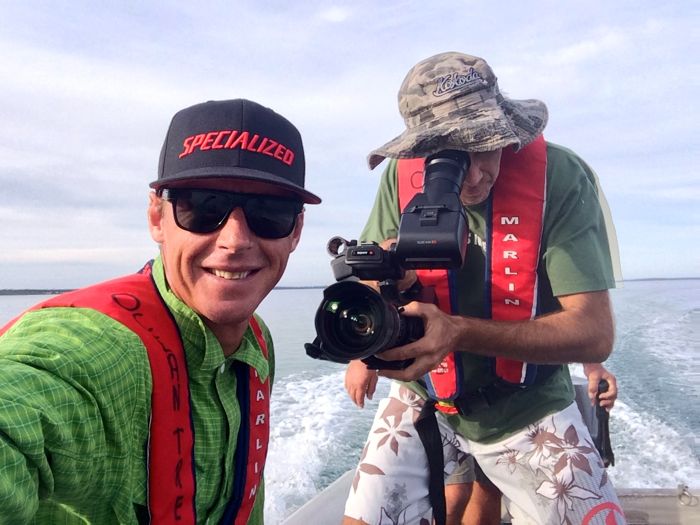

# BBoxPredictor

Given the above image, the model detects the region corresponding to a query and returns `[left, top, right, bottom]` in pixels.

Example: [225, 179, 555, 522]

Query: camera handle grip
[304, 338, 412, 370]
[304, 338, 350, 364]
[362, 355, 415, 370]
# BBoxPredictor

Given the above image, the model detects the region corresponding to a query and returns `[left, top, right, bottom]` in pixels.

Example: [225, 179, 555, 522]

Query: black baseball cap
[151, 99, 321, 204]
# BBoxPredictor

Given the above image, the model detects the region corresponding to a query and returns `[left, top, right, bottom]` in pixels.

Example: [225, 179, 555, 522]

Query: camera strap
[415, 399, 447, 525]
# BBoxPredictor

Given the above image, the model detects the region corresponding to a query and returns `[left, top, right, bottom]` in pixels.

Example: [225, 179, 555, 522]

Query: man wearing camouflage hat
[342, 52, 624, 524]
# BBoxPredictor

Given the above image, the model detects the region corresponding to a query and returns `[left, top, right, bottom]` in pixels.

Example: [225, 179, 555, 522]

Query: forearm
[454, 294, 613, 364]
[379, 290, 614, 381]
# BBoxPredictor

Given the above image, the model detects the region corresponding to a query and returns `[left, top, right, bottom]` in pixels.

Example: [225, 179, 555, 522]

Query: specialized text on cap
[178, 130, 296, 166]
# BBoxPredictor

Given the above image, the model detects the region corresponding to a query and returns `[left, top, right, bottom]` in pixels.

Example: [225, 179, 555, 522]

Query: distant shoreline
[619, 276, 700, 282]
[0, 289, 72, 296]
[0, 278, 697, 296]
[0, 285, 326, 296]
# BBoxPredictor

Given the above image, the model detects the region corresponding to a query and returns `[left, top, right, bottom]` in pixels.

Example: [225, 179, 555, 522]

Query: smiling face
[148, 179, 303, 351]
[459, 148, 503, 205]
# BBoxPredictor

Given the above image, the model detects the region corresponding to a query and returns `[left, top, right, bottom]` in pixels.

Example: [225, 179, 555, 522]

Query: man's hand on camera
[376, 301, 458, 381]
[344, 360, 379, 408]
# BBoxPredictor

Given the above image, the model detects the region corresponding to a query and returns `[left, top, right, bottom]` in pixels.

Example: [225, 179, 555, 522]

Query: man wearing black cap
[0, 99, 320, 523]
[342, 53, 624, 525]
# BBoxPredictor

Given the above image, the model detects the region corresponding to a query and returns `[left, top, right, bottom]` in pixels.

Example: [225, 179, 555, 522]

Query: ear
[147, 192, 165, 244]
[289, 210, 305, 252]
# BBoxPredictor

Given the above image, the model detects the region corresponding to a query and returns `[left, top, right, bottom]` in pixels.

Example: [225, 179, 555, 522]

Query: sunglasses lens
[166, 189, 301, 238]
[244, 197, 302, 239]
[172, 190, 231, 233]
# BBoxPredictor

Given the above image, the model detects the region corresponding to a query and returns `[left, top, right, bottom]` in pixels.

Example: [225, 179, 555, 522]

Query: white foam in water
[264, 370, 353, 523]
[265, 370, 700, 523]
[607, 400, 700, 488]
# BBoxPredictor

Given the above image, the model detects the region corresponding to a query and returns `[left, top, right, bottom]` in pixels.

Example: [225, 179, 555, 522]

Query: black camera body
[305, 150, 471, 369]
[328, 239, 404, 282]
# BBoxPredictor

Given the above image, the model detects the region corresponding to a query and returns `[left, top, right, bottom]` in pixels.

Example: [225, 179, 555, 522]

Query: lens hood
[314, 280, 422, 363]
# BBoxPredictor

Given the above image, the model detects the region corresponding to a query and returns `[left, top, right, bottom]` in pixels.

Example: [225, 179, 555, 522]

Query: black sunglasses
[160, 188, 303, 239]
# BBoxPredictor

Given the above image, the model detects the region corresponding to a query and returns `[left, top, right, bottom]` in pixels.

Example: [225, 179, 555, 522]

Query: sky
[0, 0, 698, 289]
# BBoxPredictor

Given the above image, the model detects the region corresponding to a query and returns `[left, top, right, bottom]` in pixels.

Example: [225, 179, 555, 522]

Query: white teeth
[212, 269, 250, 280]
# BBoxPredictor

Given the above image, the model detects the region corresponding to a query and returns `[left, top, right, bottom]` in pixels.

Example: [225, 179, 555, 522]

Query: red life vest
[0, 266, 270, 524]
[396, 136, 547, 414]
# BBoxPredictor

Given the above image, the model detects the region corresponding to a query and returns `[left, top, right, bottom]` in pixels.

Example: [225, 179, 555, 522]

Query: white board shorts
[344, 381, 625, 525]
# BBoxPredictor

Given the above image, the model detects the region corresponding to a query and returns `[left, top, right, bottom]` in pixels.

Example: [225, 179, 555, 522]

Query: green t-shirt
[0, 256, 273, 524]
[360, 142, 615, 443]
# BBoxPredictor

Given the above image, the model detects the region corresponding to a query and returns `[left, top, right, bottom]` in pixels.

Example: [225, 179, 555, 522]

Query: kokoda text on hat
[367, 52, 548, 169]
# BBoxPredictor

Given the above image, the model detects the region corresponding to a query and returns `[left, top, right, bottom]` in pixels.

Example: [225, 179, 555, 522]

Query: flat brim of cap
[368, 97, 547, 169]
[149, 166, 321, 204]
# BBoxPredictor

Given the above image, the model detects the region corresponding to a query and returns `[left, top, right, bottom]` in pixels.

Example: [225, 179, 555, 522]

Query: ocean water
[1, 279, 699, 523]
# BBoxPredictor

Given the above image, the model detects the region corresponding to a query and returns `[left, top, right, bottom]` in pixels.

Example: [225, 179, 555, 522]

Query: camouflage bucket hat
[368, 52, 548, 169]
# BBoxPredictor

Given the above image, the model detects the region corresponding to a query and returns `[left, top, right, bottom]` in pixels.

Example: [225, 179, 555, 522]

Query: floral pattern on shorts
[494, 413, 621, 525]
[350, 385, 434, 525]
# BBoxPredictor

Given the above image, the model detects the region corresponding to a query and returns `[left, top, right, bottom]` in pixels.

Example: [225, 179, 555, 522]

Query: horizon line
[1, 277, 699, 296]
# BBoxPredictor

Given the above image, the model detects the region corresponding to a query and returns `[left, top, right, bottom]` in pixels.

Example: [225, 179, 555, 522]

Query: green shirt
[361, 143, 615, 442]
[0, 257, 274, 524]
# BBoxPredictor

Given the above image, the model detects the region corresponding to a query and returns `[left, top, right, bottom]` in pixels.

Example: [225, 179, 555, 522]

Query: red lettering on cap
[229, 131, 250, 150]
[200, 131, 218, 151]
[179, 136, 194, 158]
[211, 131, 230, 149]
[179, 133, 206, 157]
[224, 130, 240, 148]
[262, 140, 277, 156]
[273, 144, 286, 161]
[190, 134, 205, 151]
[246, 134, 260, 151]
[177, 130, 295, 167]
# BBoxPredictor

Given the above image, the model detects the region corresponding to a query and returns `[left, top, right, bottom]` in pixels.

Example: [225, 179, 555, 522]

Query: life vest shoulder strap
[1, 270, 270, 524]
[1, 273, 198, 522]
[397, 158, 426, 213]
[225, 317, 270, 525]
[490, 136, 547, 384]
[395, 138, 548, 407]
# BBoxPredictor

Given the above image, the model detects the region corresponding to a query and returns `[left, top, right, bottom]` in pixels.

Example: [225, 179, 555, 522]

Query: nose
[215, 207, 255, 251]
[464, 162, 484, 186]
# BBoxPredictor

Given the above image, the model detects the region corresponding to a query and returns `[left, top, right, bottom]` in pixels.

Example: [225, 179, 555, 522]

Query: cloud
[0, 0, 697, 287]
[541, 29, 627, 67]
[317, 6, 353, 23]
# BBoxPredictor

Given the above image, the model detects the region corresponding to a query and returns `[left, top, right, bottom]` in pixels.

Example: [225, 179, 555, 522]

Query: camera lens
[340, 309, 373, 337]
[314, 281, 422, 362]
[317, 282, 387, 359]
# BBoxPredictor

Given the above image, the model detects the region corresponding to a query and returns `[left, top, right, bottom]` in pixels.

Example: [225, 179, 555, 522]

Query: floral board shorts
[344, 381, 625, 525]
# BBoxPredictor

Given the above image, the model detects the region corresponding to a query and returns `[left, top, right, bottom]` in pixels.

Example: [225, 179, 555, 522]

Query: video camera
[304, 150, 471, 369]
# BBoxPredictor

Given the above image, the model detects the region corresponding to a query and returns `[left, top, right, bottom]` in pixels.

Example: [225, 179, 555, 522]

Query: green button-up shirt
[0, 257, 274, 524]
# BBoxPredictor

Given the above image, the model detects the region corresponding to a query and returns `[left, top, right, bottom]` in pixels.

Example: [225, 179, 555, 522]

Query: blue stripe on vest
[221, 363, 251, 524]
